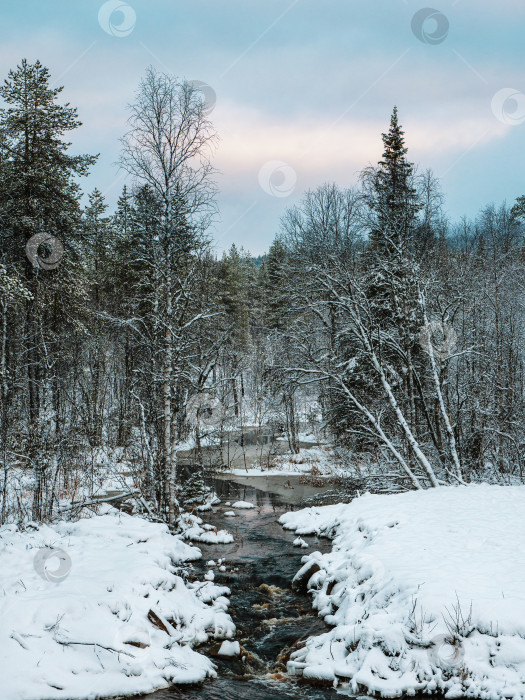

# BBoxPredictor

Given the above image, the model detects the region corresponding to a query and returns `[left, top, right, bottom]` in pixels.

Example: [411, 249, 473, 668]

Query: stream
[142, 476, 358, 700]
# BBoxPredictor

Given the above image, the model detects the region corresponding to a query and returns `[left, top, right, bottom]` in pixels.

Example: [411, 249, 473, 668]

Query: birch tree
[119, 68, 217, 522]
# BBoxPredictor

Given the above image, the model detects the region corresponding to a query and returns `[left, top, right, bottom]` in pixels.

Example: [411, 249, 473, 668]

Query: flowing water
[143, 476, 357, 699]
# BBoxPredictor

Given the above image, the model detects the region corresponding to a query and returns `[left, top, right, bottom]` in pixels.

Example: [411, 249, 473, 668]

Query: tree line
[1, 60, 523, 524]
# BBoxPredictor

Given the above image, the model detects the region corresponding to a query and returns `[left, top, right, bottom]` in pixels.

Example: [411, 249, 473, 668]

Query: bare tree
[119, 68, 218, 522]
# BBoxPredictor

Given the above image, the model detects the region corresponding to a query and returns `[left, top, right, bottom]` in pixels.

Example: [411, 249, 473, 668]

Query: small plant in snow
[443, 595, 474, 639]
[407, 595, 425, 638]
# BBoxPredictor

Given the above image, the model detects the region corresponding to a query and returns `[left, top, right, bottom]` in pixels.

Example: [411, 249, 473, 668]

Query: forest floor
[281, 484, 525, 698]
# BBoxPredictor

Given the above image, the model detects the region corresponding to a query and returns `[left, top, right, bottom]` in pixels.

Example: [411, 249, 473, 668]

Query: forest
[1, 58, 524, 525]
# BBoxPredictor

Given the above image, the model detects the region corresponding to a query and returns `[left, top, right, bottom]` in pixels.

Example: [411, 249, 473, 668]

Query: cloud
[0, 0, 522, 253]
[213, 102, 507, 188]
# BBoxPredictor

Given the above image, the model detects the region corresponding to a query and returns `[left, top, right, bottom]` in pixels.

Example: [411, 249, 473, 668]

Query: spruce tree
[362, 107, 422, 330]
[369, 106, 421, 255]
[263, 238, 289, 330]
[358, 108, 424, 448]
[81, 189, 112, 445]
[218, 244, 251, 349]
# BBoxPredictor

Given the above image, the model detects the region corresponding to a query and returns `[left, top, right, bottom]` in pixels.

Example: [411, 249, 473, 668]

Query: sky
[1, 0, 525, 255]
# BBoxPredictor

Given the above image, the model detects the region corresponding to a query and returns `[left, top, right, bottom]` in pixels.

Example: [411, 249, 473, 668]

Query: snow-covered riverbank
[0, 507, 235, 700]
[224, 444, 344, 477]
[280, 484, 525, 699]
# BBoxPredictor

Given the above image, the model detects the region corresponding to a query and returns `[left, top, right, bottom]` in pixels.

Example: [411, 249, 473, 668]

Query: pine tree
[0, 59, 96, 518]
[0, 59, 96, 265]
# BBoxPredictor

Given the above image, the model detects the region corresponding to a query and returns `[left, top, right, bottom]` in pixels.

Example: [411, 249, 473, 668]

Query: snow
[217, 640, 240, 657]
[178, 513, 234, 544]
[228, 466, 327, 477]
[231, 501, 255, 509]
[293, 537, 309, 548]
[224, 511, 236, 517]
[0, 507, 235, 700]
[196, 493, 221, 512]
[227, 446, 343, 477]
[280, 485, 525, 699]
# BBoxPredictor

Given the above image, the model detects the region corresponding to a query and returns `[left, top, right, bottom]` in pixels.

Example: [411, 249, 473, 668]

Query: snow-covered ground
[0, 506, 235, 700]
[280, 484, 525, 699]
[228, 445, 344, 477]
[178, 512, 234, 544]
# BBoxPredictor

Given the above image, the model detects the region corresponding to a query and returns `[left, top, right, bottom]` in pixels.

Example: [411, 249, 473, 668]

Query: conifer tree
[368, 106, 421, 254]
[263, 238, 289, 330]
[361, 109, 423, 433]
[0, 59, 96, 518]
[218, 244, 251, 348]
[81, 189, 112, 445]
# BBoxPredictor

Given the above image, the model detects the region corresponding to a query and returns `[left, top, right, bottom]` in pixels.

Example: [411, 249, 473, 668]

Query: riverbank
[0, 476, 347, 700]
[280, 484, 525, 698]
[0, 506, 235, 700]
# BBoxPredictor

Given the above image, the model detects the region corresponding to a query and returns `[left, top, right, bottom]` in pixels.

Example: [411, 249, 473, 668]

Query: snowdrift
[0, 508, 235, 699]
[280, 484, 525, 698]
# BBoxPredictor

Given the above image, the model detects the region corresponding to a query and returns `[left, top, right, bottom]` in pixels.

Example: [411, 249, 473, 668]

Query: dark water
[138, 478, 437, 700]
[143, 478, 347, 699]
[155, 678, 346, 699]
